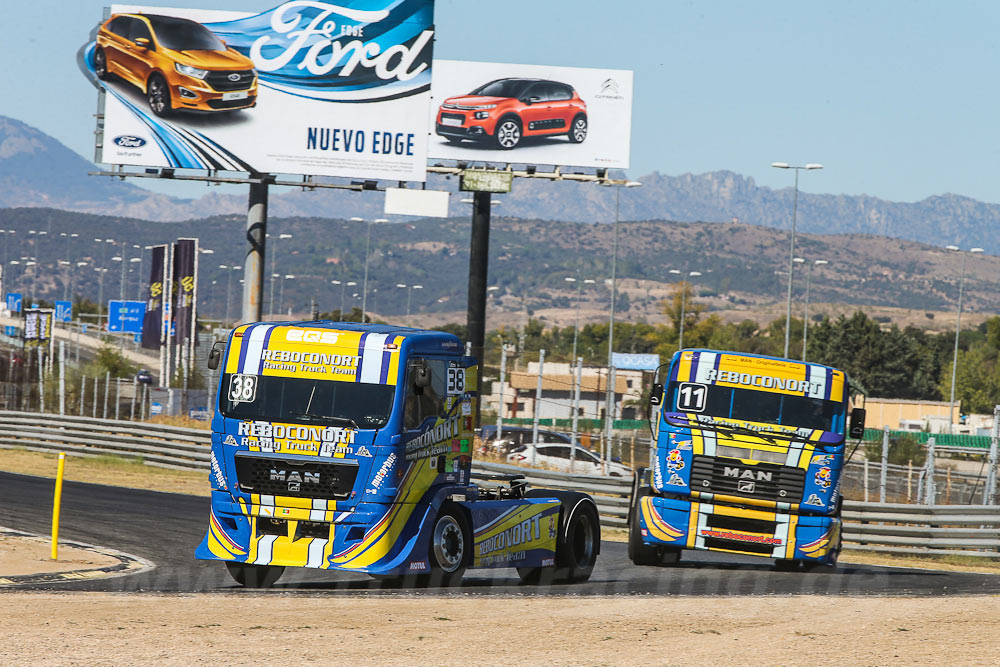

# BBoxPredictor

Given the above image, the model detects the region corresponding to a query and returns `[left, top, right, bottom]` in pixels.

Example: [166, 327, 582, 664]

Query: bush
[864, 433, 926, 467]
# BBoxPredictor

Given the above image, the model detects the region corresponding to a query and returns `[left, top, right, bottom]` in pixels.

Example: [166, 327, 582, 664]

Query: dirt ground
[0, 593, 997, 665]
[0, 535, 118, 578]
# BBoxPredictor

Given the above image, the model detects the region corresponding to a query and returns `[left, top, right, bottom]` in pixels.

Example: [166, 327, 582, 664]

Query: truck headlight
[175, 63, 209, 80]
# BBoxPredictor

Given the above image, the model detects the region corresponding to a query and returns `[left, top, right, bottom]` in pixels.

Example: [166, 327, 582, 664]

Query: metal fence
[2, 410, 998, 558]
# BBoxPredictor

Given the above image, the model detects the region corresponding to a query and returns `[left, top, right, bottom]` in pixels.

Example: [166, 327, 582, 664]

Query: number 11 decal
[676, 382, 707, 412]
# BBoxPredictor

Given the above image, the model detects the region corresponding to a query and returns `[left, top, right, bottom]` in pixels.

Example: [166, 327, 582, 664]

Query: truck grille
[690, 455, 805, 502]
[205, 70, 255, 92]
[234, 453, 358, 500]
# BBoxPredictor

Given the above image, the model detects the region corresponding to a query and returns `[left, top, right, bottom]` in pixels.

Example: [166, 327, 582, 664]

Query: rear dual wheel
[517, 492, 600, 584]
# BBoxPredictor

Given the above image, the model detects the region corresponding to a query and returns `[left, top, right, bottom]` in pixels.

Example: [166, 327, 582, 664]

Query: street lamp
[772, 161, 823, 358]
[564, 276, 596, 361]
[219, 265, 241, 324]
[332, 280, 356, 321]
[946, 245, 984, 432]
[267, 233, 293, 317]
[801, 258, 828, 361]
[669, 269, 702, 350]
[278, 274, 295, 317]
[355, 217, 389, 322]
[395, 283, 423, 321]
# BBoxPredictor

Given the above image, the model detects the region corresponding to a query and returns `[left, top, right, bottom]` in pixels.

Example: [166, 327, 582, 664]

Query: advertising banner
[611, 352, 661, 372]
[55, 300, 73, 323]
[82, 2, 435, 181]
[141, 245, 166, 350]
[23, 309, 54, 346]
[429, 60, 633, 169]
[172, 238, 196, 343]
[108, 300, 148, 333]
[5, 293, 21, 313]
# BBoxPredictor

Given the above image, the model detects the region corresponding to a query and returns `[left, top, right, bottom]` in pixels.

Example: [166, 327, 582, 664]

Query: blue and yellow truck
[196, 322, 599, 586]
[630, 349, 865, 570]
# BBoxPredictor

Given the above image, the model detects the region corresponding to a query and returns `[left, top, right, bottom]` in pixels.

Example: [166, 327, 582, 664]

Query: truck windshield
[666, 381, 843, 433]
[220, 374, 395, 429]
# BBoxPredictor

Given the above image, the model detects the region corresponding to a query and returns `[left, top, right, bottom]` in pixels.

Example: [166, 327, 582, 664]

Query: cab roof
[267, 320, 465, 355]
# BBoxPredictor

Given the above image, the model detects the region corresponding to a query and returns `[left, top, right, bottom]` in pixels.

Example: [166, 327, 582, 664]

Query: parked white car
[507, 443, 631, 477]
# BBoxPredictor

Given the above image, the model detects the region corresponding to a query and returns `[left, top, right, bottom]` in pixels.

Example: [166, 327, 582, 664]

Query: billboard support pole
[466, 190, 491, 427]
[243, 179, 269, 324]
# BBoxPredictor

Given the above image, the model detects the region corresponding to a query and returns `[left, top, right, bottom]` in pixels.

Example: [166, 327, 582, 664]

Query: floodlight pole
[243, 178, 269, 324]
[467, 190, 492, 427]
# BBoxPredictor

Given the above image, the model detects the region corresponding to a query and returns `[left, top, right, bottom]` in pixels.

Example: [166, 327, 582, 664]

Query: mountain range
[2, 114, 1000, 255]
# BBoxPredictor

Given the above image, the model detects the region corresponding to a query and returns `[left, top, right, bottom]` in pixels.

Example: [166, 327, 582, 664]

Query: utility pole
[497, 343, 507, 442]
[530, 349, 545, 466]
[570, 356, 582, 473]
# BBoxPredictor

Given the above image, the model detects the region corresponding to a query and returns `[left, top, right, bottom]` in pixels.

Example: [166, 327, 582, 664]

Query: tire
[568, 114, 588, 143]
[774, 558, 798, 572]
[225, 562, 284, 588]
[517, 490, 600, 584]
[94, 48, 109, 81]
[427, 506, 469, 586]
[628, 485, 660, 566]
[493, 117, 522, 150]
[147, 74, 173, 117]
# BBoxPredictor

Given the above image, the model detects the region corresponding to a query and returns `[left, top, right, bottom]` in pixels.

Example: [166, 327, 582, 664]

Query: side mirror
[207, 341, 225, 370]
[649, 383, 663, 406]
[413, 364, 431, 388]
[134, 37, 151, 49]
[849, 408, 866, 439]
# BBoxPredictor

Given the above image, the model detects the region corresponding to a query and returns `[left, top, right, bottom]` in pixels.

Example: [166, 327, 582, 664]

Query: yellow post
[51, 452, 66, 560]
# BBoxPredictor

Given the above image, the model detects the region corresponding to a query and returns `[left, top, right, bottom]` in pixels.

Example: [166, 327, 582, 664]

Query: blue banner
[55, 300, 73, 323]
[108, 300, 147, 333]
[5, 292, 22, 313]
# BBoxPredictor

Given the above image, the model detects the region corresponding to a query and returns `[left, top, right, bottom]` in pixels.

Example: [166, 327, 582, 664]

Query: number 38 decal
[446, 367, 466, 395]
[229, 374, 258, 403]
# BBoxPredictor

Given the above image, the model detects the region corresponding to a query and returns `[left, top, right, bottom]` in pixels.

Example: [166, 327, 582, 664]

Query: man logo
[723, 466, 774, 482]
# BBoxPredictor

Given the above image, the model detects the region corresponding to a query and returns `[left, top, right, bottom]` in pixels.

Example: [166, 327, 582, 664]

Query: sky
[5, 0, 1000, 203]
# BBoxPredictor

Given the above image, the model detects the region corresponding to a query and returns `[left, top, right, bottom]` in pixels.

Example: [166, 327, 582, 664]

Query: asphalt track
[2, 470, 998, 596]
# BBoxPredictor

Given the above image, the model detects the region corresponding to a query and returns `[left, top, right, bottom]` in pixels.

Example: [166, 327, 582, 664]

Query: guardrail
[2, 411, 997, 558]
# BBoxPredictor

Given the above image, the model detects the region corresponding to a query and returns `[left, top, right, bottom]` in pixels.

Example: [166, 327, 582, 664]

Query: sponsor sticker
[667, 472, 687, 487]
[804, 493, 825, 507]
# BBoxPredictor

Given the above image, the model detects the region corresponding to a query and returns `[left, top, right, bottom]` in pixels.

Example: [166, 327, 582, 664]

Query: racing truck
[196, 321, 600, 587]
[629, 349, 865, 570]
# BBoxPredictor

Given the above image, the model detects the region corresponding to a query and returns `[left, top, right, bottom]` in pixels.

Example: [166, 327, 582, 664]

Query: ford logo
[228, 73, 242, 82]
[113, 135, 147, 148]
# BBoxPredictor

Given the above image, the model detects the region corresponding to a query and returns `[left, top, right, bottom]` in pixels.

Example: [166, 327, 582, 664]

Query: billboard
[23, 309, 54, 346]
[5, 293, 21, 313]
[83, 2, 435, 181]
[429, 60, 633, 169]
[611, 353, 661, 371]
[141, 245, 167, 350]
[172, 239, 196, 342]
[108, 300, 148, 333]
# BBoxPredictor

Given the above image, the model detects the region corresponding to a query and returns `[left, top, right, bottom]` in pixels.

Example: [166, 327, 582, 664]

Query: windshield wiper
[288, 412, 360, 430]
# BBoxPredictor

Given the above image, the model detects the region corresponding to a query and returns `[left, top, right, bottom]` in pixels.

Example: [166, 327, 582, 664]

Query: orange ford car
[436, 78, 587, 150]
[95, 13, 257, 117]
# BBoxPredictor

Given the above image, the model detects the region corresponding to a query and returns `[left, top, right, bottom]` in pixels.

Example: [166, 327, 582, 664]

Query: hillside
[1, 207, 997, 328]
[3, 114, 1000, 254]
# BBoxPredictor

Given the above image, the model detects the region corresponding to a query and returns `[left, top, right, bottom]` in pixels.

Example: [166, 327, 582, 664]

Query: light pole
[267, 233, 292, 318]
[947, 245, 984, 432]
[278, 274, 295, 317]
[801, 258, 828, 362]
[333, 280, 356, 320]
[220, 265, 240, 324]
[771, 162, 823, 358]
[669, 269, 702, 350]
[564, 276, 596, 362]
[355, 217, 389, 323]
[128, 257, 142, 301]
[395, 283, 423, 322]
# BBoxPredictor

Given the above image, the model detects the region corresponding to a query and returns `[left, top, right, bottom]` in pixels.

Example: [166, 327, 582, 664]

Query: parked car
[135, 369, 154, 385]
[507, 443, 631, 477]
[479, 425, 572, 456]
[95, 13, 257, 116]
[436, 78, 588, 149]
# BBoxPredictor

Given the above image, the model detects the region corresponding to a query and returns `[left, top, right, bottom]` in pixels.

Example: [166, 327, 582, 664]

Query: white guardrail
[1, 411, 998, 558]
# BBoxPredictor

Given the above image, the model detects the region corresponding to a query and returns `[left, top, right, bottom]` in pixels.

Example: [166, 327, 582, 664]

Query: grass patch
[0, 447, 208, 496]
[147, 415, 211, 430]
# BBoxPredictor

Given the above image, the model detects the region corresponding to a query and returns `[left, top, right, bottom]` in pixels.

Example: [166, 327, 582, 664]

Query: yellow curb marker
[51, 452, 66, 561]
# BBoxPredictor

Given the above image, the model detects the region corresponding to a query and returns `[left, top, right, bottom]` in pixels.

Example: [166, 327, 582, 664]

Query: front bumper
[436, 122, 491, 140]
[173, 80, 257, 111]
[637, 494, 839, 562]
[196, 491, 434, 575]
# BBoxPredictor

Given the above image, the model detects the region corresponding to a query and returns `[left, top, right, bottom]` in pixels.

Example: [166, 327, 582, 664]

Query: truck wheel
[225, 562, 284, 588]
[427, 507, 468, 586]
[628, 486, 660, 566]
[518, 490, 601, 584]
